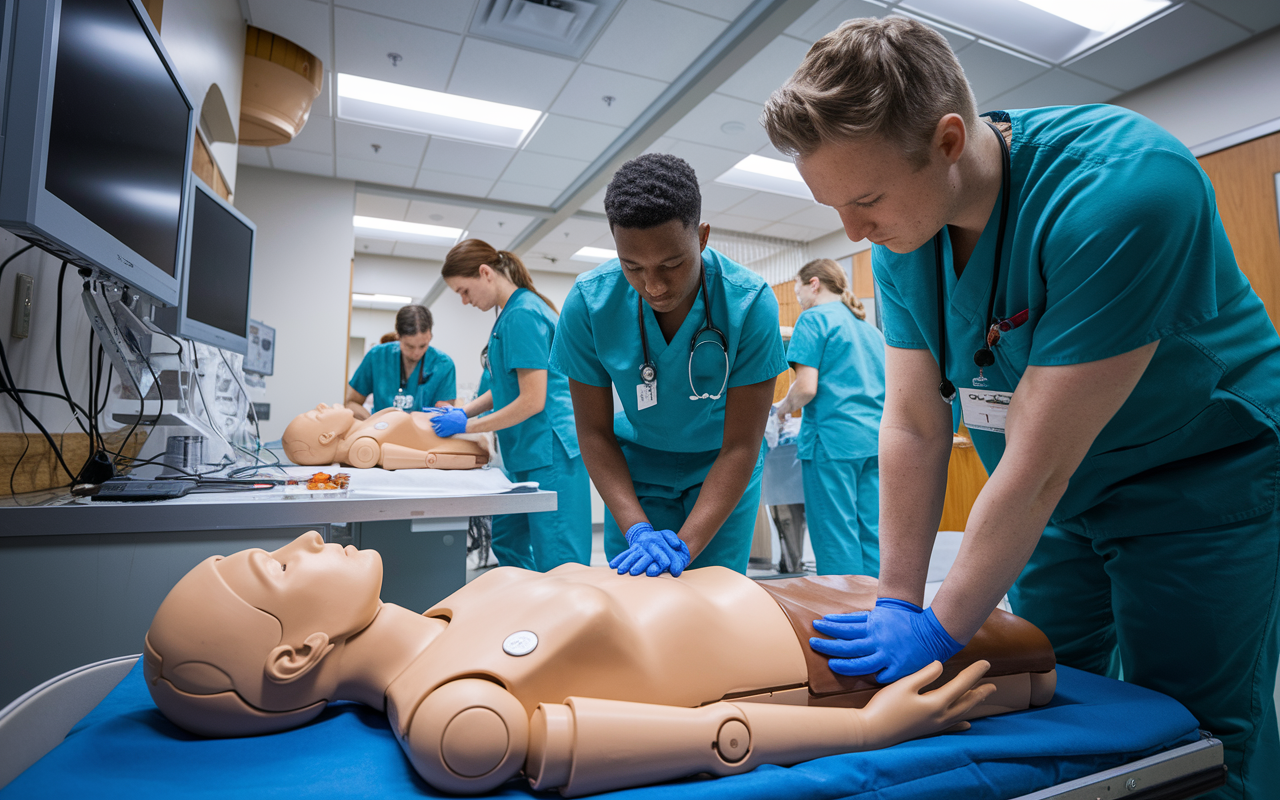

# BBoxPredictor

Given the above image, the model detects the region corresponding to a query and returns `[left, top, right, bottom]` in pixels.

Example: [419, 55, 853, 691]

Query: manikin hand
[609, 522, 691, 577]
[858, 659, 997, 745]
[810, 598, 965, 683]
[426, 407, 468, 437]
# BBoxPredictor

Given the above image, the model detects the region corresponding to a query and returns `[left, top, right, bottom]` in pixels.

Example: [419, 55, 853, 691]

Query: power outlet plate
[10, 272, 32, 338]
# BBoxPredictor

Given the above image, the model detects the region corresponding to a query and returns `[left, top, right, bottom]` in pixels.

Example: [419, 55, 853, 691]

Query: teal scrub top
[550, 247, 787, 489]
[349, 343, 457, 412]
[788, 301, 886, 461]
[874, 105, 1280, 537]
[488, 287, 580, 473]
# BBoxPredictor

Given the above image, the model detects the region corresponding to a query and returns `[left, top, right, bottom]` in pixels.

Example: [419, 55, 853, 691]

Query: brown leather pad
[757, 575, 1055, 700]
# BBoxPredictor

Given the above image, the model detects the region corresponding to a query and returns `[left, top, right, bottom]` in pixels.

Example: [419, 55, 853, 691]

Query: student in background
[346, 305, 457, 418]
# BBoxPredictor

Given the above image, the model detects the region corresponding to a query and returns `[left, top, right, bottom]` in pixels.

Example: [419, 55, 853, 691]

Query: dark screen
[45, 0, 191, 275]
[186, 190, 253, 338]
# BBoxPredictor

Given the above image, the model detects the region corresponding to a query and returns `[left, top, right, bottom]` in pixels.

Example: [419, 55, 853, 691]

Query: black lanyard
[935, 120, 1012, 403]
[400, 353, 427, 390]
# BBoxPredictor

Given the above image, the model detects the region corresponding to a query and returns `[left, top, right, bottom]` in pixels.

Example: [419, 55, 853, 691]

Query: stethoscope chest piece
[639, 362, 656, 384]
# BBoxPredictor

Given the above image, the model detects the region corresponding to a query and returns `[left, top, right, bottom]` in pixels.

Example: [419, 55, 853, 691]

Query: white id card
[960, 389, 1013, 434]
[637, 381, 657, 410]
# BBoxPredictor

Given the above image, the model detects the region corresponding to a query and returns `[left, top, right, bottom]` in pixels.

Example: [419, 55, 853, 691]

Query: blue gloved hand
[426, 407, 468, 437]
[608, 522, 690, 577]
[809, 598, 964, 684]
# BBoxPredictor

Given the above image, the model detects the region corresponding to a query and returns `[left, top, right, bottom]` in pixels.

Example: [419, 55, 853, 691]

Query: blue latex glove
[609, 522, 690, 577]
[426, 407, 468, 437]
[809, 598, 964, 683]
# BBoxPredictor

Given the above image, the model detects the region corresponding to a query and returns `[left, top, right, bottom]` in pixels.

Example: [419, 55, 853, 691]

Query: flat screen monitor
[156, 177, 256, 354]
[0, 0, 196, 305]
[244, 320, 275, 376]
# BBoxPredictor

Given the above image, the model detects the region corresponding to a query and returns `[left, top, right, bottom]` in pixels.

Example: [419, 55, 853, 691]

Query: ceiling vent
[469, 0, 622, 60]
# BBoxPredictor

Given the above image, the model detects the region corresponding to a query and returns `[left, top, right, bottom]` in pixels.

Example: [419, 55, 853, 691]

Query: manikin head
[762, 17, 980, 254]
[605, 153, 710, 316]
[144, 532, 383, 736]
[281, 403, 355, 465]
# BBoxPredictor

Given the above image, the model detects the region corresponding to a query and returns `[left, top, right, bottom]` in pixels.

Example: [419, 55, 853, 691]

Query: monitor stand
[79, 271, 157, 402]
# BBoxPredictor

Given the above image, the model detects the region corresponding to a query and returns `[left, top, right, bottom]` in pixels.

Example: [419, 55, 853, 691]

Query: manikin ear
[318, 430, 337, 445]
[265, 632, 333, 684]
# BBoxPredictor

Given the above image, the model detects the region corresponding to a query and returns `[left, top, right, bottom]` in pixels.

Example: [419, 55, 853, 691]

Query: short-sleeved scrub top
[349, 343, 457, 413]
[787, 302, 887, 462]
[551, 247, 788, 491]
[487, 287, 580, 473]
[873, 105, 1280, 536]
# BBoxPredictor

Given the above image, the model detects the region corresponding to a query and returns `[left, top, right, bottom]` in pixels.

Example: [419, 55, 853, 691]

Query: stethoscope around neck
[934, 119, 1012, 403]
[638, 260, 729, 401]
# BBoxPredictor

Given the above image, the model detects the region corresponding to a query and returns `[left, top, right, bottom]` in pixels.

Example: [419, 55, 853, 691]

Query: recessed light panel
[337, 74, 542, 148]
[715, 154, 814, 201]
[571, 246, 617, 263]
[353, 215, 465, 246]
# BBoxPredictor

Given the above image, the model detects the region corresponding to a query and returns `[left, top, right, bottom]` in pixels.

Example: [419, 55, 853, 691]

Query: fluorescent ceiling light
[337, 73, 542, 148]
[353, 215, 464, 246]
[1015, 0, 1169, 32]
[571, 246, 617, 263]
[715, 155, 814, 201]
[352, 293, 412, 304]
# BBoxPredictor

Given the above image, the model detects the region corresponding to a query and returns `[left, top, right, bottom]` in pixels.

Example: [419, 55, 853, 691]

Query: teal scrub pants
[1008, 504, 1280, 800]
[800, 445, 880, 576]
[492, 436, 592, 572]
[603, 452, 765, 573]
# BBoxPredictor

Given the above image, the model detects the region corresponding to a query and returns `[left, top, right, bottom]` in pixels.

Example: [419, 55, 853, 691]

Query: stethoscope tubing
[638, 259, 729, 401]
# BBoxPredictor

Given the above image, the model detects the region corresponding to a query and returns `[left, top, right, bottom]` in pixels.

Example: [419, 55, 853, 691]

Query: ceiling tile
[355, 236, 397, 255]
[724, 192, 819, 221]
[311, 73, 333, 117]
[754, 141, 792, 160]
[781, 202, 842, 231]
[237, 146, 272, 168]
[643, 136, 679, 155]
[584, 0, 728, 82]
[707, 212, 770, 234]
[468, 209, 537, 236]
[414, 169, 496, 197]
[467, 230, 516, 250]
[756, 221, 827, 241]
[391, 241, 453, 260]
[247, 0, 332, 64]
[716, 35, 813, 105]
[279, 116, 334, 154]
[538, 217, 614, 254]
[354, 193, 411, 219]
[405, 200, 478, 229]
[268, 148, 334, 177]
[336, 157, 418, 187]
[1065, 4, 1250, 92]
[1196, 0, 1280, 33]
[657, 0, 756, 22]
[447, 38, 577, 110]
[335, 120, 428, 166]
[788, 0, 891, 43]
[421, 138, 515, 179]
[957, 41, 1050, 105]
[664, 140, 749, 183]
[499, 151, 590, 191]
[334, 7, 462, 93]
[581, 186, 609, 215]
[334, 0, 473, 33]
[524, 115, 624, 162]
[699, 182, 756, 213]
[983, 68, 1119, 112]
[665, 93, 773, 152]
[590, 229, 618, 248]
[488, 182, 561, 207]
[550, 64, 669, 126]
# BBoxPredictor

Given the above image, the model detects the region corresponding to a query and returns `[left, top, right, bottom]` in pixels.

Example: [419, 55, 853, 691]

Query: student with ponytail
[773, 258, 886, 576]
[432, 239, 591, 571]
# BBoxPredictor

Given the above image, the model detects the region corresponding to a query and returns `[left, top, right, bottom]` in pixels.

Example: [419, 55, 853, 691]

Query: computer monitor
[156, 177, 256, 354]
[0, 0, 196, 305]
[244, 320, 275, 376]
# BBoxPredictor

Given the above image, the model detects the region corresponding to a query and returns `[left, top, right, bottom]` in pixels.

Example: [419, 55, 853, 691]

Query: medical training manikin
[143, 532, 1057, 797]
[282, 403, 489, 469]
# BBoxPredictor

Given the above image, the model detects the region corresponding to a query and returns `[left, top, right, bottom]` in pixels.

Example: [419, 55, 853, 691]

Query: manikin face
[795, 121, 962, 255]
[794, 276, 821, 311]
[216, 531, 383, 644]
[445, 266, 501, 312]
[281, 403, 355, 463]
[613, 219, 710, 315]
[398, 331, 432, 364]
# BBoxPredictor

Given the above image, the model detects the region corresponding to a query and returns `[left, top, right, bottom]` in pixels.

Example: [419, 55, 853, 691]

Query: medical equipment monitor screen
[244, 320, 275, 376]
[0, 0, 195, 304]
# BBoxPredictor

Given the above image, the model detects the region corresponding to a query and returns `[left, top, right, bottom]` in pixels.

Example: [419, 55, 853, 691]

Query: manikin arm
[527, 661, 995, 797]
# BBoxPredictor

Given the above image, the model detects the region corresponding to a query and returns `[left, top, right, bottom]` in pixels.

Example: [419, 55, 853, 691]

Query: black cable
[56, 261, 94, 442]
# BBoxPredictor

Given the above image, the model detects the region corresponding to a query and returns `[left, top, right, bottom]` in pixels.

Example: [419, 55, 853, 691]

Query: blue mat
[2, 661, 1200, 799]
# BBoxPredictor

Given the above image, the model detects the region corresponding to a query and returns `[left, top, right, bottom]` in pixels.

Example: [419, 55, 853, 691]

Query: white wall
[235, 167, 355, 440]
[1113, 25, 1280, 151]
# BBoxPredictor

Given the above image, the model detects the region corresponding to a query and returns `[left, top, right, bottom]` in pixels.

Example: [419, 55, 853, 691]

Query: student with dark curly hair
[550, 154, 787, 577]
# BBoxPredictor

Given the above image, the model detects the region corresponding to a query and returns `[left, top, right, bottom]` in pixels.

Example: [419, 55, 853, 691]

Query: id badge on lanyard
[393, 390, 414, 411]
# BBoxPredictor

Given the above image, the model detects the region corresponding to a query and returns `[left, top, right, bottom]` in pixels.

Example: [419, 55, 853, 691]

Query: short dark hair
[395, 305, 432, 337]
[604, 153, 701, 230]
